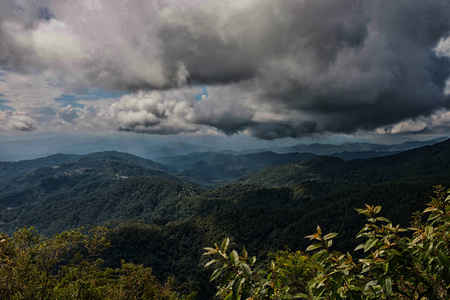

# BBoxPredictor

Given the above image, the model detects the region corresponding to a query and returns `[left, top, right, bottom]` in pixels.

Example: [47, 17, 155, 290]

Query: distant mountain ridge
[1, 138, 450, 236]
[0, 151, 178, 209]
[273, 137, 449, 155]
[0, 153, 80, 181]
[156, 151, 317, 180]
[237, 138, 450, 188]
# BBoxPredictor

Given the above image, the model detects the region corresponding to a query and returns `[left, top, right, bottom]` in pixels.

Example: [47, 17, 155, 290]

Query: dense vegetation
[1, 139, 450, 298]
[2, 186, 449, 299]
[0, 225, 191, 299]
[205, 185, 450, 299]
[157, 152, 317, 181]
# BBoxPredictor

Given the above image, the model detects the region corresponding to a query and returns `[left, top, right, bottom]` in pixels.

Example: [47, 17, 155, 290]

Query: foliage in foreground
[0, 225, 186, 300]
[205, 185, 450, 299]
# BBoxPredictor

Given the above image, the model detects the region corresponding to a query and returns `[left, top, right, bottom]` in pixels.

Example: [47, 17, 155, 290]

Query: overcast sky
[0, 0, 450, 143]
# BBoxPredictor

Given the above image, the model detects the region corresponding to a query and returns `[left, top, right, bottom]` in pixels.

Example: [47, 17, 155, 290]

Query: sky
[0, 0, 450, 145]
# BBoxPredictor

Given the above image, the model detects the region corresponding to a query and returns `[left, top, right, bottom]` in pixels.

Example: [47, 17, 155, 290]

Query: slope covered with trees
[1, 139, 450, 298]
[237, 139, 450, 188]
[205, 185, 450, 299]
[157, 151, 317, 180]
[0, 225, 189, 299]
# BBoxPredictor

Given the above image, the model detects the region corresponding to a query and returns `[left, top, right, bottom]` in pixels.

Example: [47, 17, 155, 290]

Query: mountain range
[1, 137, 450, 298]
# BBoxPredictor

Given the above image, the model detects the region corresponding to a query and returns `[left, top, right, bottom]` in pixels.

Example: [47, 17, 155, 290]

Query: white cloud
[0, 70, 64, 111]
[435, 36, 450, 58]
[111, 89, 199, 134]
[376, 109, 450, 134]
[0, 111, 37, 132]
[0, 0, 450, 139]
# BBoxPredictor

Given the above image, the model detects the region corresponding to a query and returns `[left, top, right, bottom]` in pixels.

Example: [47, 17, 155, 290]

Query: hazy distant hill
[274, 137, 448, 155]
[327, 150, 401, 160]
[153, 138, 448, 182]
[2, 139, 450, 236]
[0, 135, 219, 161]
[156, 151, 317, 180]
[144, 142, 217, 158]
[0, 153, 80, 181]
[0, 151, 179, 214]
[237, 138, 450, 187]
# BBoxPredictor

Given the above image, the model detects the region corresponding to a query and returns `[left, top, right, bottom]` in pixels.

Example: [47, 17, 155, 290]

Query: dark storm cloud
[251, 0, 450, 136]
[157, 0, 368, 85]
[1, 0, 450, 138]
[0, 0, 55, 71]
[246, 121, 319, 140]
[170, 0, 450, 138]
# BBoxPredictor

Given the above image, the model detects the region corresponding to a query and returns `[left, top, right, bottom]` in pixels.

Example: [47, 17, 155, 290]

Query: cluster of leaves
[205, 185, 450, 299]
[203, 238, 317, 299]
[0, 225, 186, 300]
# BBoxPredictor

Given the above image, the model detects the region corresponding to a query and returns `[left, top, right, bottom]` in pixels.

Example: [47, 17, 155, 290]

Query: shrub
[0, 225, 182, 300]
[205, 185, 450, 299]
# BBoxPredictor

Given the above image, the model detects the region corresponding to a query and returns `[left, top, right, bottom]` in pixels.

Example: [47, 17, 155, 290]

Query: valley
[0, 138, 450, 298]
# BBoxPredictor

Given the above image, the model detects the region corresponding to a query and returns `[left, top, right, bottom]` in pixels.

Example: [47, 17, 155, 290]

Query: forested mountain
[0, 153, 80, 181]
[237, 138, 450, 188]
[1, 139, 450, 299]
[0, 151, 178, 210]
[156, 151, 317, 180]
[273, 137, 448, 155]
[155, 138, 449, 181]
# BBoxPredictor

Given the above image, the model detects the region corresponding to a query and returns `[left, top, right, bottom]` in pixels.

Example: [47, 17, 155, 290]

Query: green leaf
[224, 292, 233, 300]
[306, 243, 322, 251]
[390, 249, 402, 256]
[424, 207, 438, 213]
[311, 260, 326, 273]
[428, 212, 440, 221]
[438, 249, 450, 269]
[210, 266, 226, 282]
[354, 243, 365, 251]
[294, 293, 309, 299]
[316, 275, 328, 286]
[364, 238, 378, 253]
[221, 238, 230, 254]
[384, 277, 392, 296]
[230, 250, 239, 266]
[221, 271, 235, 287]
[248, 256, 256, 266]
[241, 247, 247, 259]
[383, 262, 389, 274]
[240, 263, 252, 278]
[376, 217, 391, 223]
[374, 206, 382, 214]
[205, 259, 218, 268]
[355, 208, 371, 217]
[232, 277, 245, 299]
[323, 232, 338, 240]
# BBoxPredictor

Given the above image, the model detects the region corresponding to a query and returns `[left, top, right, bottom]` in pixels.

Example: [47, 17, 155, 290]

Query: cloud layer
[0, 0, 450, 138]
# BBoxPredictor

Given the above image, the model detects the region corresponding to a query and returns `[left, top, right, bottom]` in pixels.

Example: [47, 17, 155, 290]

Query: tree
[205, 185, 450, 299]
[0, 225, 184, 300]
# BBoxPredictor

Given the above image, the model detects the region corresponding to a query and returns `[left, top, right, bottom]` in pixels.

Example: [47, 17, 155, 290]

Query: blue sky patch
[54, 95, 86, 108]
[0, 99, 14, 111]
[0, 104, 15, 111]
[84, 88, 128, 100]
[194, 86, 208, 101]
[55, 89, 127, 108]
